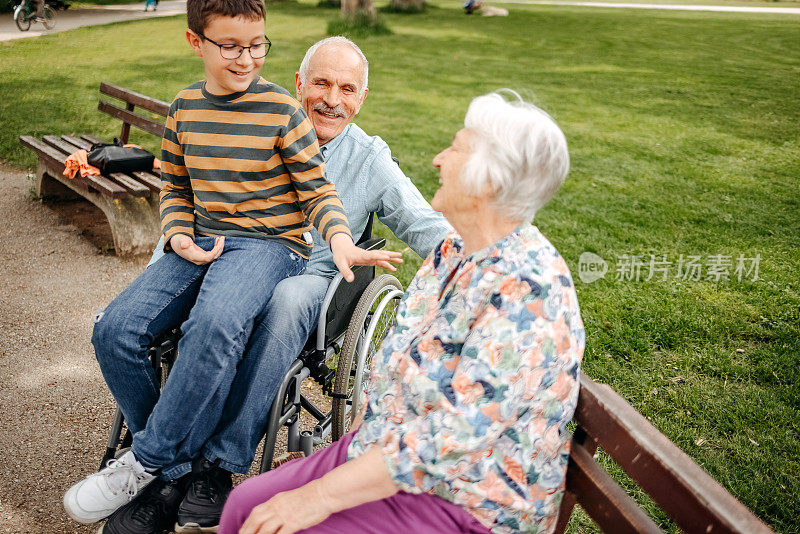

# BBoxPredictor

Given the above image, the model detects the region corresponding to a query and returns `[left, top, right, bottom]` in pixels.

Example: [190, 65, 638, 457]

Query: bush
[327, 11, 391, 37]
[380, 0, 427, 14]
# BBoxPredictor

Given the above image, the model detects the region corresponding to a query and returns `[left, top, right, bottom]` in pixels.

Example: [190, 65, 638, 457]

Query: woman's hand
[239, 479, 332, 534]
[170, 234, 224, 265]
[238, 447, 398, 533]
[329, 233, 403, 283]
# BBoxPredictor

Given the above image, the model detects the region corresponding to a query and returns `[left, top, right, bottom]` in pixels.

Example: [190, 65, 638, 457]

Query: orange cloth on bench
[63, 149, 100, 179]
[63, 146, 160, 178]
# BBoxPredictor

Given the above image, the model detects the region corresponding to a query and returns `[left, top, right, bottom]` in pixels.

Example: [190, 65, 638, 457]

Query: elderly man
[116, 36, 450, 534]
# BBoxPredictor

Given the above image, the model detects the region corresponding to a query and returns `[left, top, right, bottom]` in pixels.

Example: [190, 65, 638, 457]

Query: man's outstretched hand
[170, 234, 225, 265]
[330, 233, 403, 283]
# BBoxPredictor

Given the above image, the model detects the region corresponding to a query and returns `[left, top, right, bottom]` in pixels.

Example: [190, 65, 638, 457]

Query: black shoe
[100, 477, 188, 534]
[175, 458, 232, 533]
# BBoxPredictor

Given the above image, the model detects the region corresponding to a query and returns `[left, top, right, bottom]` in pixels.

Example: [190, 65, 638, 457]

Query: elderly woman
[218, 91, 585, 534]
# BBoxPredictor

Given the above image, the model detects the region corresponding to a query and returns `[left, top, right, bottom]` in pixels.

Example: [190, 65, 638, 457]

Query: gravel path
[0, 163, 147, 533]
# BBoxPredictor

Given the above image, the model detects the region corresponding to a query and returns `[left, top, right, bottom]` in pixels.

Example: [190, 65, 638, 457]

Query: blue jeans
[92, 237, 305, 480]
[202, 273, 331, 473]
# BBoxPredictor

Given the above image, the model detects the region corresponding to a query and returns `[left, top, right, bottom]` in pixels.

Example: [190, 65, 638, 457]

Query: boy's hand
[330, 233, 403, 283]
[170, 234, 225, 265]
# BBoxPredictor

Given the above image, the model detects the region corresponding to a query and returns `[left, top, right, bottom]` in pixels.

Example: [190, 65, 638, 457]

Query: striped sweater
[159, 77, 351, 258]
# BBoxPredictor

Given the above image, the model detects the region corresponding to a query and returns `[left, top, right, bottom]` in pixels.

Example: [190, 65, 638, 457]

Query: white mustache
[313, 102, 346, 118]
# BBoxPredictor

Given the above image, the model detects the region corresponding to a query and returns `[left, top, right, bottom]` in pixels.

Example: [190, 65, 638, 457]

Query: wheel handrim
[342, 288, 402, 431]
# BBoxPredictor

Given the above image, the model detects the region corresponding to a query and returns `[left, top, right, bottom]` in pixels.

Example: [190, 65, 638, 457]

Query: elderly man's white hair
[298, 36, 369, 95]
[460, 90, 569, 221]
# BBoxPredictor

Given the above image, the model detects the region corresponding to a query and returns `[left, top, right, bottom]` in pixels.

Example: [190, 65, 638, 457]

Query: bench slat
[80, 134, 105, 146]
[20, 135, 85, 191]
[109, 173, 150, 197]
[575, 374, 773, 533]
[568, 442, 662, 534]
[100, 82, 170, 117]
[98, 101, 166, 139]
[20, 136, 127, 199]
[42, 135, 79, 157]
[131, 171, 162, 193]
[61, 135, 92, 151]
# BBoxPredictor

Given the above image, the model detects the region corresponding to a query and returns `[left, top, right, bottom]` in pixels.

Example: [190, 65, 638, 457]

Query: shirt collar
[319, 123, 353, 161]
[201, 76, 261, 103]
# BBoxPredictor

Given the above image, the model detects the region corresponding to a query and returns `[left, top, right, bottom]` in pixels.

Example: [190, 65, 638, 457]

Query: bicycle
[13, 0, 56, 31]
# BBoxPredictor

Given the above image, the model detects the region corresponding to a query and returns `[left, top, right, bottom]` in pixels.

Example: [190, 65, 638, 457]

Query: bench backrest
[554, 372, 773, 533]
[98, 82, 169, 144]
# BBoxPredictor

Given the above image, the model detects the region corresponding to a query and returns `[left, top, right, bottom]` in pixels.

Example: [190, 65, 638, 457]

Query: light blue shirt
[149, 122, 451, 275]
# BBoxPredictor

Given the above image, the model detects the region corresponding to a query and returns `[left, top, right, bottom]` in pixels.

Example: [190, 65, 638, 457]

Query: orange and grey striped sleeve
[159, 102, 195, 244]
[279, 108, 352, 244]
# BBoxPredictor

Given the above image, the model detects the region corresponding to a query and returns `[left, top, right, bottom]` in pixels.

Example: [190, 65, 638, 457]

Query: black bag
[87, 139, 155, 174]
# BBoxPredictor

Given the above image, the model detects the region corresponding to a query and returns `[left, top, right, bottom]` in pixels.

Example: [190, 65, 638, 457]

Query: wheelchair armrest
[314, 237, 389, 350]
[357, 237, 385, 251]
[316, 273, 344, 351]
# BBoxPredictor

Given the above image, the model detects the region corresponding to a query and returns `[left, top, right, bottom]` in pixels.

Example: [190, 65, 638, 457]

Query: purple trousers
[218, 432, 491, 534]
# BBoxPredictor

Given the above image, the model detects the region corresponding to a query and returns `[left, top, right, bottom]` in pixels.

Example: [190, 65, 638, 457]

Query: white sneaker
[63, 450, 156, 524]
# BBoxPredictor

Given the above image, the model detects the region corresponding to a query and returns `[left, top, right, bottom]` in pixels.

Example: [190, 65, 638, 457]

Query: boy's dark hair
[187, 0, 266, 35]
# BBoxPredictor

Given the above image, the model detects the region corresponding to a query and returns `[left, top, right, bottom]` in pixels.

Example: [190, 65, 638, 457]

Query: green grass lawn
[465, 0, 800, 8]
[1, 2, 798, 531]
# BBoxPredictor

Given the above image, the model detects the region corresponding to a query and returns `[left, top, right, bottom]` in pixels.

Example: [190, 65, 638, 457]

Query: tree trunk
[341, 0, 376, 21]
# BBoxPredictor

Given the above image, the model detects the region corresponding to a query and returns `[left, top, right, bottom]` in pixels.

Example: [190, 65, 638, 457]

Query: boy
[63, 1, 400, 533]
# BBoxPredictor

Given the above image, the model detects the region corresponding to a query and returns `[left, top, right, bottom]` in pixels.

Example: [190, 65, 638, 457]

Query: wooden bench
[19, 82, 168, 256]
[554, 372, 774, 533]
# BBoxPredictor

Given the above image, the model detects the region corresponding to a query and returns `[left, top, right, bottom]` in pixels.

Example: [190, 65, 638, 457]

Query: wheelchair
[99, 215, 405, 473]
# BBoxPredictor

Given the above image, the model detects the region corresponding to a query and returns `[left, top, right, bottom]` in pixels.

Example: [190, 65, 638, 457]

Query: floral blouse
[348, 223, 585, 533]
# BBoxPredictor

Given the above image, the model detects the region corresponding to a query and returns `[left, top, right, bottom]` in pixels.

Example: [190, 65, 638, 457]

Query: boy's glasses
[199, 33, 272, 60]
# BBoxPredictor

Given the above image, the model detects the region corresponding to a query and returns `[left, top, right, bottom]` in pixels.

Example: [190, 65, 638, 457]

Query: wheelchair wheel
[42, 5, 56, 29]
[332, 274, 403, 440]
